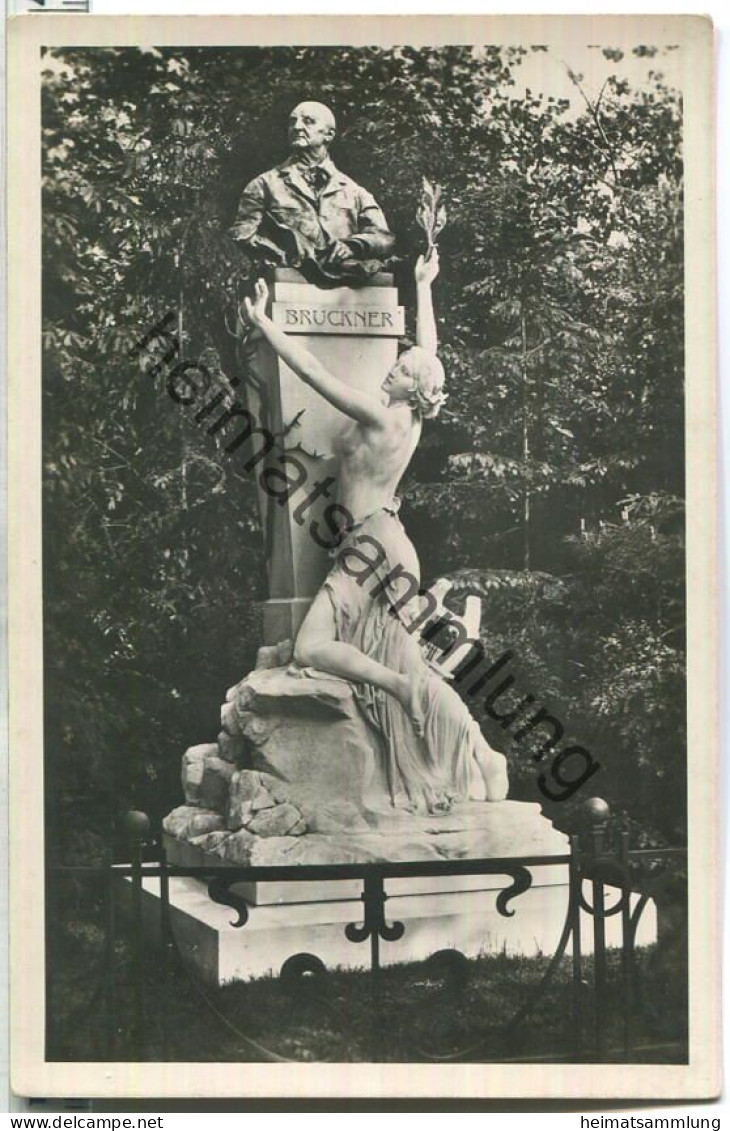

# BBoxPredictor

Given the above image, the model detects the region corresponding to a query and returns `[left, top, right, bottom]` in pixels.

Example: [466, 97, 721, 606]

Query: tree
[41, 44, 686, 854]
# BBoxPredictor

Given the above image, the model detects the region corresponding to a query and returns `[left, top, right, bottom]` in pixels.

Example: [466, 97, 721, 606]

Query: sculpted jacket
[229, 155, 395, 281]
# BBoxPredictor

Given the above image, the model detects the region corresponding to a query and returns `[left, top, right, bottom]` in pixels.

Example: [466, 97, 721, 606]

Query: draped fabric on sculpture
[321, 507, 488, 814]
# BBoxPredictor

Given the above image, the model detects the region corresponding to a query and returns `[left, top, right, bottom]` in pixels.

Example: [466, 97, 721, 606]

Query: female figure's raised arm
[243, 280, 388, 429]
[414, 248, 440, 355]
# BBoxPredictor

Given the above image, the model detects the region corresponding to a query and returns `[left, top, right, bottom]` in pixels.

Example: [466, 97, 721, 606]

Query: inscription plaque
[272, 300, 405, 337]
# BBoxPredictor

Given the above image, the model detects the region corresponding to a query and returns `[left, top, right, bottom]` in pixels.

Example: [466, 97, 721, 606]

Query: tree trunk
[520, 304, 531, 571]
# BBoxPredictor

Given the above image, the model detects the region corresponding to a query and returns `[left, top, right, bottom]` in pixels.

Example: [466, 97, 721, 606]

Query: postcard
[7, 13, 719, 1101]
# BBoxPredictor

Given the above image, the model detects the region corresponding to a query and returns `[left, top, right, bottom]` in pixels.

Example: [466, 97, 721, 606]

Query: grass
[46, 901, 688, 1064]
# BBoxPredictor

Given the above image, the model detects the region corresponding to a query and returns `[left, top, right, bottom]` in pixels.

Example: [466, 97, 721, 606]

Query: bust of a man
[229, 101, 395, 285]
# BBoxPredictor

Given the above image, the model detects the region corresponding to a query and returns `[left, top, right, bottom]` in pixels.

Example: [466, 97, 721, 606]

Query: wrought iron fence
[46, 802, 687, 1065]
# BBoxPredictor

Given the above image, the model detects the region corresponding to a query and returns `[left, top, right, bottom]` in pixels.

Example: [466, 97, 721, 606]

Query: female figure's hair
[398, 346, 447, 419]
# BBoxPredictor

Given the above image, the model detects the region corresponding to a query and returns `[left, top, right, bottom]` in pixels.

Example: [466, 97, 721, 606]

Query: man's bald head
[288, 101, 337, 159]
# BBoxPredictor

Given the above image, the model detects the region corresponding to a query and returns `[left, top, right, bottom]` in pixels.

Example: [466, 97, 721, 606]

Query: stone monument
[150, 105, 601, 982]
[242, 268, 404, 645]
[229, 101, 400, 642]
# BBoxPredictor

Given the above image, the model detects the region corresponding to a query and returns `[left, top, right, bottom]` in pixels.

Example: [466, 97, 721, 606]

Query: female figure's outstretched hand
[415, 247, 440, 287]
[414, 248, 439, 354]
[236, 274, 388, 428]
[242, 278, 269, 328]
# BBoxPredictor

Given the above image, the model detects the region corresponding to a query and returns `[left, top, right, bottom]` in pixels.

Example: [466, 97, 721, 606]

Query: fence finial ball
[583, 797, 611, 826]
[124, 810, 151, 839]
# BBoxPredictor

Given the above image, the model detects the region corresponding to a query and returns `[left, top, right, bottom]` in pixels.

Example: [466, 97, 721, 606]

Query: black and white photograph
[7, 13, 718, 1101]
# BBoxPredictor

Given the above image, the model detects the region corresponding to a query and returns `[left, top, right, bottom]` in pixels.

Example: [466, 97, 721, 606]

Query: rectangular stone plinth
[261, 597, 312, 648]
[119, 871, 657, 986]
[162, 832, 568, 906]
[246, 269, 403, 644]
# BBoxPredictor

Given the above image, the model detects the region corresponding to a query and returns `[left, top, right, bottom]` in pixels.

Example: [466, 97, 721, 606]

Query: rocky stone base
[163, 640, 565, 866]
[163, 794, 568, 867]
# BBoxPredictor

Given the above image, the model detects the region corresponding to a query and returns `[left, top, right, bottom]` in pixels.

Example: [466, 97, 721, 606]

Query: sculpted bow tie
[300, 164, 330, 193]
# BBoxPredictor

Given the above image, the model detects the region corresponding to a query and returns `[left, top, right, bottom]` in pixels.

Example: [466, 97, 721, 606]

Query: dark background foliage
[41, 44, 685, 860]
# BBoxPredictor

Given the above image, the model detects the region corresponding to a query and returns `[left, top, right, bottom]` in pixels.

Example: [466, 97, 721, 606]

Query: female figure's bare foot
[475, 739, 508, 801]
[393, 671, 427, 738]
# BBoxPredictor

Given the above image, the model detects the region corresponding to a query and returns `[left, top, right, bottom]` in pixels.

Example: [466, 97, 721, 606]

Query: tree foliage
[41, 45, 685, 854]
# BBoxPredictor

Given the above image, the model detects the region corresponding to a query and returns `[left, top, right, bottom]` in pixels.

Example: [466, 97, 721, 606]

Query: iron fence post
[367, 874, 382, 982]
[569, 833, 583, 1058]
[125, 810, 150, 1060]
[619, 827, 633, 1058]
[591, 860, 607, 1060]
[345, 869, 405, 1029]
[103, 844, 117, 1060]
[581, 799, 611, 1061]
[158, 834, 173, 1060]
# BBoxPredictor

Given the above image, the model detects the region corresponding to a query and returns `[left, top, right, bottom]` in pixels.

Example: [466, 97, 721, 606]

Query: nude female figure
[244, 251, 508, 811]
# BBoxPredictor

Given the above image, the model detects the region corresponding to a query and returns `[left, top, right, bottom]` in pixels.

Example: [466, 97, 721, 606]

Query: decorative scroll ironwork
[495, 865, 533, 917]
[345, 874, 405, 946]
[345, 873, 405, 977]
[206, 876, 249, 927]
[47, 805, 688, 1065]
[417, 883, 578, 1062]
[578, 876, 629, 917]
[422, 948, 471, 990]
[280, 952, 328, 988]
[277, 952, 361, 1056]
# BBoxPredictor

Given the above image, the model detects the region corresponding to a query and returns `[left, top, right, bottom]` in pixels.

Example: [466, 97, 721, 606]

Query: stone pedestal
[244, 269, 404, 644]
[154, 656, 661, 985]
[152, 266, 623, 986]
[119, 867, 657, 986]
